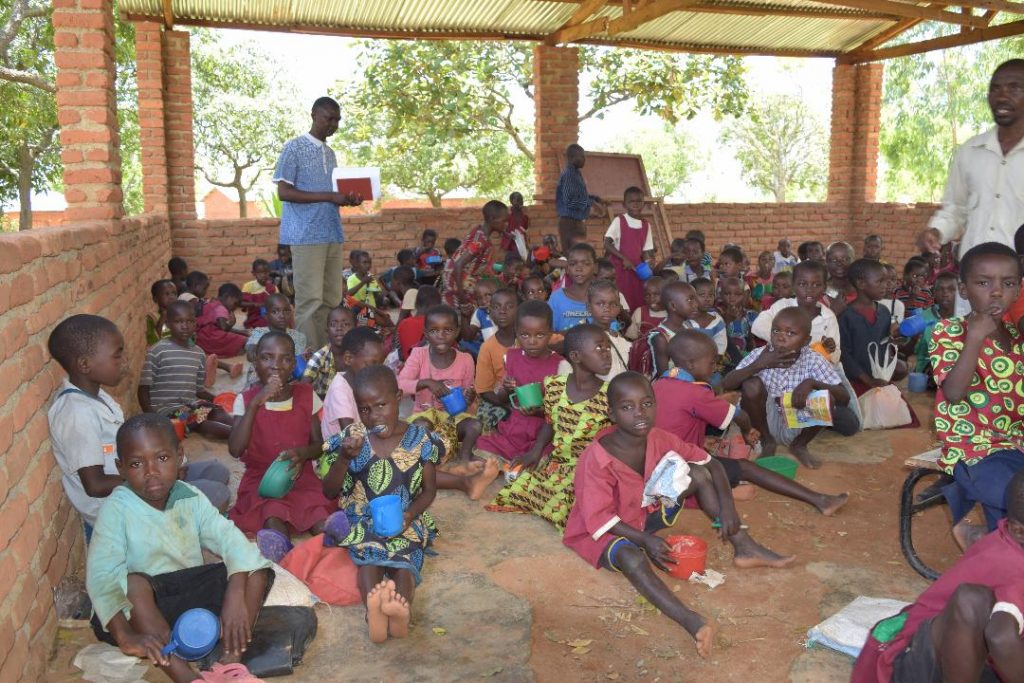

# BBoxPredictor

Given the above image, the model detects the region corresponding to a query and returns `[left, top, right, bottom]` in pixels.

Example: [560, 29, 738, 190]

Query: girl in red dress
[604, 187, 655, 312]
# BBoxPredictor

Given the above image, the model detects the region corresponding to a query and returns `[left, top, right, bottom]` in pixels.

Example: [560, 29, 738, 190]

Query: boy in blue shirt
[549, 242, 597, 332]
[87, 414, 272, 682]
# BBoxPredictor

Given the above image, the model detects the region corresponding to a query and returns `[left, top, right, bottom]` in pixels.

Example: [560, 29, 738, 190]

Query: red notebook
[336, 177, 372, 199]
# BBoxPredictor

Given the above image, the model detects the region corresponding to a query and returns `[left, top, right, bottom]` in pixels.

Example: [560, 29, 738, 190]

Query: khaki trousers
[291, 242, 344, 350]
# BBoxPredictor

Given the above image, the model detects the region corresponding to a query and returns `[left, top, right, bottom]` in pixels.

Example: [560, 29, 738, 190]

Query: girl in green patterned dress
[319, 365, 438, 644]
[487, 324, 614, 530]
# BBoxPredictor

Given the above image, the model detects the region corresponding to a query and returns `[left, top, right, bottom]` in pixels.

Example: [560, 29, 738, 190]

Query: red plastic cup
[665, 535, 707, 579]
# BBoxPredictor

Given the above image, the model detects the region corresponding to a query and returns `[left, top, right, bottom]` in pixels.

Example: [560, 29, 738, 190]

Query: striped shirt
[139, 339, 206, 415]
[556, 166, 592, 221]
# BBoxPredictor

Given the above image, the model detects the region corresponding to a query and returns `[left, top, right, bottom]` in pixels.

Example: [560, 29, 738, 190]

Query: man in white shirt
[921, 60, 1024, 256]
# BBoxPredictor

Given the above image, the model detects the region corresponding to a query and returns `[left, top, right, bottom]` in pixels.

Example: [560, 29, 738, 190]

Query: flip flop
[255, 529, 293, 563]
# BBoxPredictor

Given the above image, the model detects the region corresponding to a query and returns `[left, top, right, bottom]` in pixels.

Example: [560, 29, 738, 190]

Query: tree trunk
[427, 192, 442, 208]
[18, 141, 33, 231]
[237, 184, 248, 218]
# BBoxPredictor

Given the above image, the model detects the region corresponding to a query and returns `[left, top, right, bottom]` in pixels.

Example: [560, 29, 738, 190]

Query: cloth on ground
[806, 596, 911, 658]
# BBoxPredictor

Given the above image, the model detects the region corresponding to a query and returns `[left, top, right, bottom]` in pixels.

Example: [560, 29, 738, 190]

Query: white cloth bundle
[641, 452, 693, 508]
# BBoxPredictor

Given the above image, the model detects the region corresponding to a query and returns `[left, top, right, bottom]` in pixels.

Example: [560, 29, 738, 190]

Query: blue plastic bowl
[162, 608, 219, 661]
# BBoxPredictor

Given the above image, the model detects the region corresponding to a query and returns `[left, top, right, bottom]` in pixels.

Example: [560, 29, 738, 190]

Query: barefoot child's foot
[731, 483, 758, 501]
[466, 459, 501, 501]
[381, 582, 411, 638]
[815, 492, 849, 517]
[952, 519, 986, 552]
[731, 533, 796, 569]
[444, 460, 485, 477]
[229, 362, 243, 379]
[205, 354, 219, 387]
[366, 580, 389, 643]
[789, 444, 821, 469]
[693, 623, 715, 659]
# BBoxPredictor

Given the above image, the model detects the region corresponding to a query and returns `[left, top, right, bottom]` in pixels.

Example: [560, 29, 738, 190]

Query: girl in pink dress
[476, 300, 564, 462]
[196, 283, 248, 357]
[228, 332, 335, 558]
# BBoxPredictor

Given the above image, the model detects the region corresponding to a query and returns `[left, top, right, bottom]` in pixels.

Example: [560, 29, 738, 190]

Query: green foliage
[114, 15, 142, 215]
[191, 30, 299, 217]
[879, 30, 1023, 202]
[339, 40, 747, 203]
[721, 94, 827, 202]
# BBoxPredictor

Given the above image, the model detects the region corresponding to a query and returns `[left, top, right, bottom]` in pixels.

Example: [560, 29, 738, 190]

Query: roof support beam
[927, 0, 1024, 13]
[840, 16, 1024, 61]
[161, 0, 173, 28]
[848, 16, 923, 52]
[804, 0, 989, 27]
[546, 0, 700, 44]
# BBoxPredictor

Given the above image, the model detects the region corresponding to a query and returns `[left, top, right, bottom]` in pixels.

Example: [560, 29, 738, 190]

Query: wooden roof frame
[122, 0, 1024, 63]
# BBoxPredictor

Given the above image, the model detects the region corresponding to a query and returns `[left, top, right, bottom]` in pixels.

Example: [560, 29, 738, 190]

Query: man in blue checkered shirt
[555, 143, 605, 251]
[273, 97, 362, 348]
[723, 306, 857, 469]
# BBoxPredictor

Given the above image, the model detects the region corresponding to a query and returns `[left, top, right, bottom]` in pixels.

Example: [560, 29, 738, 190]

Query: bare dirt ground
[47, 373, 961, 683]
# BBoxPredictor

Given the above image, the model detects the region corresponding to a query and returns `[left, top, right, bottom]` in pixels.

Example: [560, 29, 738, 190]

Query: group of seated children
[47, 188, 1024, 679]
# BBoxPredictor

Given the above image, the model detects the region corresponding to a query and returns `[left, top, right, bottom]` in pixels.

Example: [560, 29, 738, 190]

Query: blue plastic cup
[907, 372, 929, 393]
[440, 386, 468, 415]
[162, 608, 219, 661]
[899, 314, 927, 337]
[292, 353, 307, 380]
[426, 254, 442, 265]
[635, 262, 654, 281]
[369, 494, 404, 537]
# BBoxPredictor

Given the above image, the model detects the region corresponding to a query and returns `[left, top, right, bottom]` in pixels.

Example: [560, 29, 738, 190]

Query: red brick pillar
[827, 63, 883, 207]
[163, 30, 197, 222]
[52, 0, 123, 222]
[533, 46, 580, 201]
[135, 20, 169, 215]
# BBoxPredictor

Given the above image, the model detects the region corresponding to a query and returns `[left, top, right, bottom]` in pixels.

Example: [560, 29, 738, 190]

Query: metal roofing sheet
[119, 0, 907, 55]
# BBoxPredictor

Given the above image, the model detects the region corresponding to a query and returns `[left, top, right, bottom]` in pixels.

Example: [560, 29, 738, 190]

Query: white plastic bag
[868, 342, 898, 381]
[859, 384, 911, 430]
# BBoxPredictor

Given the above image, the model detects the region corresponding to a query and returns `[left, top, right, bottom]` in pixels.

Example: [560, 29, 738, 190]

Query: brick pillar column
[827, 63, 883, 207]
[52, 0, 123, 222]
[533, 46, 580, 201]
[135, 21, 169, 215]
[163, 30, 197, 222]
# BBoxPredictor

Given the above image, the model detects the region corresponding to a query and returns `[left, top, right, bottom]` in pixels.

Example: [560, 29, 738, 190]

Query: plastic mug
[369, 494, 404, 537]
[292, 353, 307, 380]
[899, 314, 927, 337]
[510, 382, 543, 411]
[426, 254, 442, 265]
[634, 262, 654, 281]
[162, 608, 220, 661]
[440, 386, 468, 415]
[907, 372, 929, 393]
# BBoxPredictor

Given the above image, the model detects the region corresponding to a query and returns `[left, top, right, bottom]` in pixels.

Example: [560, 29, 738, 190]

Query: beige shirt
[929, 128, 1024, 256]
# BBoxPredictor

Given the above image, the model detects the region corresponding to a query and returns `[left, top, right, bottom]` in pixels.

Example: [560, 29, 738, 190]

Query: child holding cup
[476, 301, 564, 465]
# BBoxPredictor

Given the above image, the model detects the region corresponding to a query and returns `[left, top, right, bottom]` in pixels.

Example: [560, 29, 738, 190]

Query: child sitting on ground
[520, 274, 549, 302]
[716, 246, 746, 295]
[625, 276, 667, 341]
[229, 332, 335, 559]
[318, 366, 438, 644]
[878, 263, 906, 328]
[723, 306, 857, 469]
[747, 251, 774, 309]
[458, 277, 498, 357]
[654, 238, 687, 279]
[346, 250, 383, 309]
[301, 305, 355, 400]
[604, 186, 655, 311]
[825, 241, 856, 314]
[559, 281, 630, 380]
[388, 265, 418, 322]
[838, 258, 909, 394]
[244, 293, 310, 387]
[895, 256, 934, 314]
[690, 277, 727, 356]
[414, 229, 444, 284]
[754, 260, 841, 367]
[138, 302, 234, 439]
[759, 271, 793, 311]
[86, 414, 272, 683]
[912, 271, 957, 379]
[146, 279, 178, 346]
[398, 304, 482, 467]
[474, 287, 518, 431]
[241, 259, 276, 329]
[477, 300, 564, 463]
[397, 286, 441, 361]
[549, 243, 597, 332]
[862, 234, 884, 262]
[195, 283, 248, 368]
[320, 328, 387, 438]
[720, 276, 758, 372]
[853, 470, 1024, 683]
[649, 281, 701, 377]
[929, 242, 1024, 550]
[798, 240, 825, 263]
[487, 323, 613, 530]
[178, 271, 210, 311]
[268, 243, 294, 299]
[681, 237, 712, 283]
[168, 256, 188, 296]
[657, 331, 849, 515]
[774, 238, 798, 274]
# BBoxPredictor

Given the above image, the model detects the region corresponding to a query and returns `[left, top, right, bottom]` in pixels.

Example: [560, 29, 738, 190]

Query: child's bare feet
[952, 519, 986, 552]
[466, 459, 501, 501]
[229, 362, 243, 379]
[789, 444, 821, 469]
[731, 483, 758, 501]
[205, 354, 218, 387]
[444, 460, 485, 477]
[381, 581, 411, 639]
[731, 534, 796, 569]
[366, 580, 389, 643]
[758, 435, 777, 458]
[815, 492, 849, 516]
[692, 623, 715, 659]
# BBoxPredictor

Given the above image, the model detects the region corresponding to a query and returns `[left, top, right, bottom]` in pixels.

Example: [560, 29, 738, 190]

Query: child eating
[476, 300, 564, 463]
[320, 327, 386, 437]
[549, 242, 598, 331]
[244, 293, 310, 387]
[346, 249, 383, 308]
[241, 259, 276, 329]
[604, 186, 655, 311]
[488, 323, 613, 530]
[138, 301, 234, 440]
[723, 306, 857, 469]
[319, 365, 438, 644]
[86, 414, 272, 683]
[146, 279, 178, 345]
[228, 332, 335, 559]
[301, 305, 355, 399]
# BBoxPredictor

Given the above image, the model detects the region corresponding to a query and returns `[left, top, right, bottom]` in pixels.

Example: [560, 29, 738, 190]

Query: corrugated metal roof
[118, 0, 916, 56]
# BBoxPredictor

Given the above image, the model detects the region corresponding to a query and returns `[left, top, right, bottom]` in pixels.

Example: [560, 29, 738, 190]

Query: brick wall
[0, 214, 170, 681]
[135, 20, 169, 215]
[828, 63, 883, 208]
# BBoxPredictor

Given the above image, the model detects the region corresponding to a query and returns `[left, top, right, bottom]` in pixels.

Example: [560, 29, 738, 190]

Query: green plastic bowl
[755, 455, 798, 479]
[258, 458, 298, 498]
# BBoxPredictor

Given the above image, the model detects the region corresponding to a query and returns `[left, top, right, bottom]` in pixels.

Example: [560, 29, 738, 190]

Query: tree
[191, 31, 298, 217]
[721, 94, 827, 202]
[338, 40, 747, 203]
[879, 30, 1022, 202]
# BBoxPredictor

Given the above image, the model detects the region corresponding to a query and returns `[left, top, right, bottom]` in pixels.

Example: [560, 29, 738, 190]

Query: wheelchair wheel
[899, 468, 955, 581]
